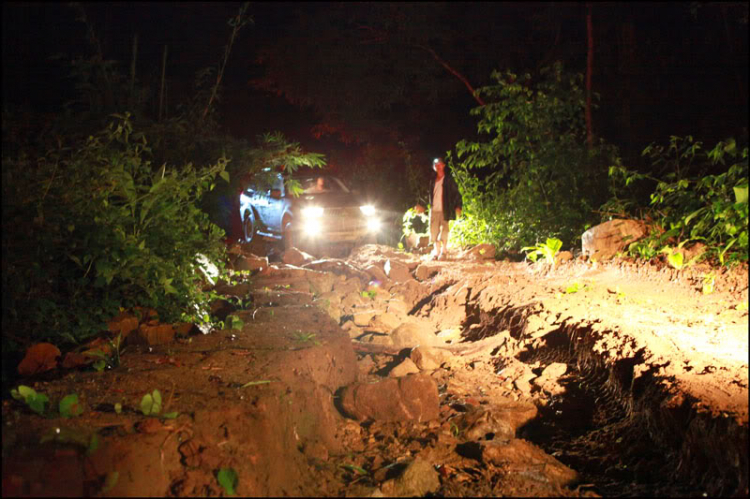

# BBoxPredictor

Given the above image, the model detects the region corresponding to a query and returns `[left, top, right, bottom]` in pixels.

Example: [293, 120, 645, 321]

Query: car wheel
[242, 210, 257, 243]
[282, 218, 294, 251]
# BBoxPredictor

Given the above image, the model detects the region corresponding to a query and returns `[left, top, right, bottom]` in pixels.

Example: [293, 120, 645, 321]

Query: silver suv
[239, 171, 381, 255]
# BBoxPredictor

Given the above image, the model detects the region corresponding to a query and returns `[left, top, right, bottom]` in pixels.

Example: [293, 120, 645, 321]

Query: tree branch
[415, 44, 486, 107]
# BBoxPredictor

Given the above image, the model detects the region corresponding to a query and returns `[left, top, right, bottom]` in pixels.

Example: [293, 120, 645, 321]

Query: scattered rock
[334, 277, 364, 295]
[380, 457, 440, 497]
[390, 321, 438, 348]
[389, 357, 420, 377]
[363, 264, 389, 285]
[405, 233, 430, 250]
[132, 323, 175, 346]
[232, 253, 269, 272]
[384, 259, 412, 283]
[107, 312, 140, 339]
[18, 343, 61, 376]
[481, 439, 579, 487]
[357, 355, 376, 375]
[389, 279, 428, 310]
[282, 247, 316, 266]
[525, 314, 558, 339]
[61, 351, 92, 369]
[353, 311, 376, 327]
[464, 243, 496, 261]
[532, 362, 568, 396]
[459, 402, 538, 441]
[414, 263, 440, 281]
[409, 346, 453, 371]
[367, 313, 402, 333]
[581, 219, 648, 260]
[340, 373, 440, 422]
[555, 250, 574, 264]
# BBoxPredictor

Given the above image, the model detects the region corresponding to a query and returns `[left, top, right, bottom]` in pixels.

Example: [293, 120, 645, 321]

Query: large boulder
[581, 219, 648, 260]
[340, 373, 440, 422]
[282, 247, 316, 266]
[481, 439, 579, 487]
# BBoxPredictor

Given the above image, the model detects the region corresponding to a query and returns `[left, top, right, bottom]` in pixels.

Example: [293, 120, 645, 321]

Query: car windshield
[299, 176, 348, 194]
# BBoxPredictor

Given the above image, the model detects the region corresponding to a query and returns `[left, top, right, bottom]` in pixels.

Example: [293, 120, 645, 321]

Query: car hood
[294, 192, 361, 209]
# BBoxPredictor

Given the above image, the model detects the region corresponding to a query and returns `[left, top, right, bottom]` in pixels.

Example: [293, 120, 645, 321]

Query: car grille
[324, 207, 367, 232]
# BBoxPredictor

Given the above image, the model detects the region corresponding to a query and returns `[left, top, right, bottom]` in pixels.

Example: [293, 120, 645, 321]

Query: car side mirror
[270, 189, 282, 199]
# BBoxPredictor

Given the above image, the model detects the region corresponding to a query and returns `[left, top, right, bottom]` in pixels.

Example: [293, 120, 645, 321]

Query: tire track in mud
[450, 277, 748, 496]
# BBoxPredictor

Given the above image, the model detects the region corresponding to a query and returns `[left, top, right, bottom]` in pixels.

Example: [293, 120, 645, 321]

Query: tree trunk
[585, 2, 594, 149]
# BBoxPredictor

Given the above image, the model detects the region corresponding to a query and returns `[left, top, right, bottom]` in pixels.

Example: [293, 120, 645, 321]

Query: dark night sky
[3, 2, 748, 168]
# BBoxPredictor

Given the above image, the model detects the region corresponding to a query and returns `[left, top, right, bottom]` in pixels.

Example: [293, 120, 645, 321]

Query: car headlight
[302, 206, 324, 218]
[360, 205, 376, 216]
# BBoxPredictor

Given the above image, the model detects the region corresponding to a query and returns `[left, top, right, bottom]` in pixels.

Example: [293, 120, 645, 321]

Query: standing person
[415, 157, 463, 260]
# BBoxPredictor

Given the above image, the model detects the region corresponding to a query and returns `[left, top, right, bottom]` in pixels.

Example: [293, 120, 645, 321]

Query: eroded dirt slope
[2, 244, 747, 497]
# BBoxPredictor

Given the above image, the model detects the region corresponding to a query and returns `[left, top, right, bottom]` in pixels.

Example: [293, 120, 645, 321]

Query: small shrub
[2, 114, 229, 346]
[522, 238, 563, 266]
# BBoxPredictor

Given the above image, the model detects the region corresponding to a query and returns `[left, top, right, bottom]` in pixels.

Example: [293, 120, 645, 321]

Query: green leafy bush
[2, 113, 228, 346]
[450, 62, 620, 252]
[605, 136, 748, 265]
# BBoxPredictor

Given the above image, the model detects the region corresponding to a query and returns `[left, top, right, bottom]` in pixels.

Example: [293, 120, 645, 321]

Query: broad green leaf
[546, 238, 563, 253]
[140, 393, 154, 415]
[59, 394, 84, 418]
[219, 171, 230, 183]
[733, 185, 748, 204]
[217, 467, 238, 496]
[667, 252, 684, 269]
[140, 390, 162, 416]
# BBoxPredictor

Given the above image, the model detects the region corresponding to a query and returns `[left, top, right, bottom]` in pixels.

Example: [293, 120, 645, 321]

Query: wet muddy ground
[2, 243, 748, 497]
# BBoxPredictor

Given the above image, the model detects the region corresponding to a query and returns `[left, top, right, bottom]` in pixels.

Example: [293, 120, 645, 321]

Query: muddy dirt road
[2, 244, 748, 497]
